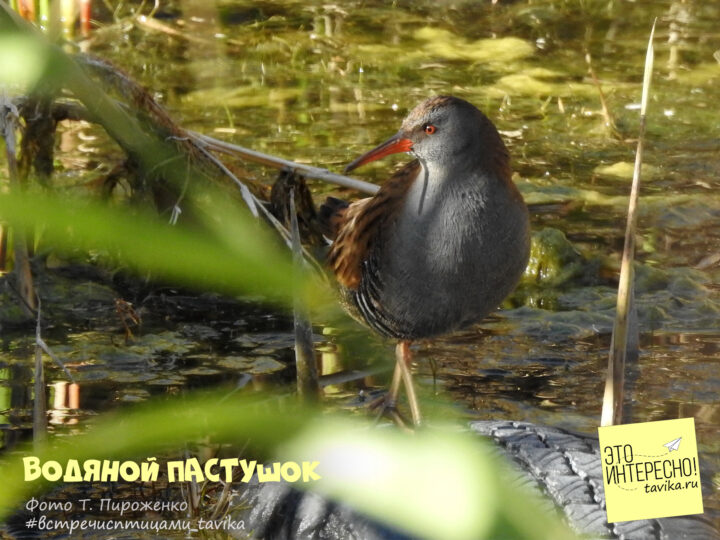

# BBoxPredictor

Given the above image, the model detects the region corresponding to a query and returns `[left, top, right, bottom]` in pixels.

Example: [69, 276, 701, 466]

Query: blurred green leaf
[0, 392, 577, 540]
[0, 190, 327, 308]
[285, 421, 497, 539]
[0, 34, 47, 89]
[0, 393, 302, 517]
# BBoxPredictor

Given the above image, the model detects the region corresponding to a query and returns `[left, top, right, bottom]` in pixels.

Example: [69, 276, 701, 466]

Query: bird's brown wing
[321, 160, 420, 289]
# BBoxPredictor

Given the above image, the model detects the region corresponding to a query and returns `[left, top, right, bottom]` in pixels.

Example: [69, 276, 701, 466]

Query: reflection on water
[1, 0, 719, 522]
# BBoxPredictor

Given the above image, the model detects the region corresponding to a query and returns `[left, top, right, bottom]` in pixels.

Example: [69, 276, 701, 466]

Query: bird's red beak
[344, 133, 413, 173]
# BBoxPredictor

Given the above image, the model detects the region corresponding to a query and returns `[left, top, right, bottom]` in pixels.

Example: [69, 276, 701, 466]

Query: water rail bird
[320, 96, 530, 425]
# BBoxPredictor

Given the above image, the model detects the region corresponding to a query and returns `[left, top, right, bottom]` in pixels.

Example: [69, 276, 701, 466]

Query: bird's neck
[404, 156, 507, 217]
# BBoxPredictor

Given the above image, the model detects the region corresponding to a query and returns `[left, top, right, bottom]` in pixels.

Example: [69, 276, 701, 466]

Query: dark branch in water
[0, 97, 36, 315]
[34, 296, 47, 446]
[290, 186, 321, 401]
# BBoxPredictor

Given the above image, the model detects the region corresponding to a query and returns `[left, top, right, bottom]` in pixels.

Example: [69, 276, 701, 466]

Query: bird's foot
[366, 392, 413, 430]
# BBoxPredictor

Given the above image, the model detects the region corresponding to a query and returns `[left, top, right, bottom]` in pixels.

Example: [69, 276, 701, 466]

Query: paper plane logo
[663, 437, 682, 452]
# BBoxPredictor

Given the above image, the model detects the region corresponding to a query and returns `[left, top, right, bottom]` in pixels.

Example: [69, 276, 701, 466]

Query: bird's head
[344, 96, 504, 174]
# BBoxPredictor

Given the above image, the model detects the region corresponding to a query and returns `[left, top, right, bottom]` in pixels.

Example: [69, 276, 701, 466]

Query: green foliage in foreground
[0, 393, 577, 540]
[0, 190, 328, 309]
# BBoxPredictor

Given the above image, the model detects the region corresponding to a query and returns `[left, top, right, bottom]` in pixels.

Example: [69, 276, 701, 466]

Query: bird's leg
[396, 341, 422, 426]
[386, 354, 403, 407]
[368, 360, 408, 425]
[366, 342, 421, 427]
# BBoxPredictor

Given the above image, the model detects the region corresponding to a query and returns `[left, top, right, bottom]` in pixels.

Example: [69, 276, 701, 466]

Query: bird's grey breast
[367, 163, 530, 338]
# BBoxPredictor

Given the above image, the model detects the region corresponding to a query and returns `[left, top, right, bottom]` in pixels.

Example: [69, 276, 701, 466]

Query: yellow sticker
[598, 417, 704, 523]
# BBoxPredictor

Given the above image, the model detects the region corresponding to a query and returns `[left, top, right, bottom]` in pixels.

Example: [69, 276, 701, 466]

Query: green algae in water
[412, 28, 534, 64]
[522, 228, 587, 287]
[217, 355, 286, 374]
[127, 331, 194, 355]
[593, 161, 660, 181]
[508, 228, 597, 311]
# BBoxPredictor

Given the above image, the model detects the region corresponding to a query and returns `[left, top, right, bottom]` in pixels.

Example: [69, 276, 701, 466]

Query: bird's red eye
[424, 124, 436, 134]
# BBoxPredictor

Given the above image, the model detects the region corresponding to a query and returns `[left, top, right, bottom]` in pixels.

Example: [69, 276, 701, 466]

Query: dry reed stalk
[601, 19, 657, 427]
